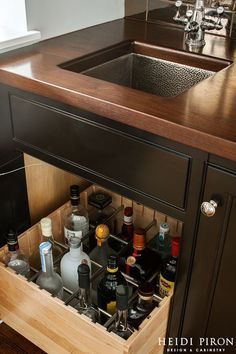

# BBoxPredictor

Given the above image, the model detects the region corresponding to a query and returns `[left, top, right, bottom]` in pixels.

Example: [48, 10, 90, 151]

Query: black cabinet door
[182, 165, 236, 352]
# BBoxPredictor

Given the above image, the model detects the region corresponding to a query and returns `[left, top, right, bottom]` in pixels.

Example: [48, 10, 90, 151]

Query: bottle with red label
[121, 206, 134, 242]
[159, 237, 180, 297]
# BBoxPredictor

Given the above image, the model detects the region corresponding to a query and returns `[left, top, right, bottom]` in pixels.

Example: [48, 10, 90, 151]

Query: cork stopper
[40, 217, 52, 237]
[133, 228, 146, 250]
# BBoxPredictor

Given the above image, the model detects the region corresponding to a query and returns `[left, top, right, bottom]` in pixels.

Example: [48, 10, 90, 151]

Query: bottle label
[64, 227, 83, 243]
[124, 215, 133, 224]
[159, 274, 174, 297]
[107, 301, 116, 315]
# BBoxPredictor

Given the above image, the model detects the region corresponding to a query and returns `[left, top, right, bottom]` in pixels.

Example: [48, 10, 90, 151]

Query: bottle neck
[97, 238, 108, 247]
[69, 245, 82, 258]
[7, 240, 19, 253]
[115, 309, 128, 331]
[78, 287, 91, 309]
[41, 251, 54, 275]
[71, 197, 79, 207]
[137, 295, 153, 309]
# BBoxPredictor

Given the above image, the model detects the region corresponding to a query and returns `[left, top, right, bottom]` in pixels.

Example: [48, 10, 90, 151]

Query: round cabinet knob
[200, 200, 218, 217]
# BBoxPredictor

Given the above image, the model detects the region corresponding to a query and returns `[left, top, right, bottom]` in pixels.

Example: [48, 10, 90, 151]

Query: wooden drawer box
[0, 185, 178, 354]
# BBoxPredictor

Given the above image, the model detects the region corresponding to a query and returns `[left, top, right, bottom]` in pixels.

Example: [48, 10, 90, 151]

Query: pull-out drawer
[0, 185, 177, 354]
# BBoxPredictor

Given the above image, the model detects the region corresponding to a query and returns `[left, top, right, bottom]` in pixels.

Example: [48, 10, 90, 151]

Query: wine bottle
[121, 206, 134, 242]
[148, 222, 171, 259]
[89, 224, 115, 267]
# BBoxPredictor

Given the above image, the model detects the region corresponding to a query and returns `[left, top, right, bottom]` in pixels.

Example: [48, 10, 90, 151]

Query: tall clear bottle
[60, 237, 91, 292]
[76, 263, 100, 322]
[63, 185, 89, 245]
[36, 241, 63, 299]
[2, 230, 30, 277]
[29, 217, 63, 271]
[109, 285, 134, 339]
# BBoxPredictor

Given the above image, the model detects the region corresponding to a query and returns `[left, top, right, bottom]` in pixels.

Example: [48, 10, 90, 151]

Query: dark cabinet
[182, 165, 236, 352]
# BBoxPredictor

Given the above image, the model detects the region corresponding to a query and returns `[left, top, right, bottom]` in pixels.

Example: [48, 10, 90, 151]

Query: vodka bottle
[30, 217, 63, 271]
[76, 263, 100, 322]
[63, 185, 89, 245]
[109, 285, 134, 339]
[36, 241, 63, 299]
[60, 237, 91, 292]
[3, 230, 30, 277]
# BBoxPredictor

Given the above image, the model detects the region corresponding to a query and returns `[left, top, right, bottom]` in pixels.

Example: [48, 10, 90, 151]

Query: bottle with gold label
[97, 255, 127, 315]
[124, 228, 159, 282]
[159, 237, 180, 297]
[89, 224, 115, 267]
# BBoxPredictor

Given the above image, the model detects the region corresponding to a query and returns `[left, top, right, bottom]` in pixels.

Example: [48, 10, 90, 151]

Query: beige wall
[125, 0, 147, 16]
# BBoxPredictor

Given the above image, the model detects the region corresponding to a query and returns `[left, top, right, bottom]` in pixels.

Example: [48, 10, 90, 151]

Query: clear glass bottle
[148, 223, 171, 259]
[109, 285, 134, 339]
[89, 224, 115, 268]
[29, 217, 63, 271]
[63, 185, 89, 245]
[128, 282, 155, 329]
[60, 237, 91, 292]
[36, 241, 63, 299]
[159, 237, 180, 298]
[97, 255, 127, 316]
[2, 230, 30, 277]
[76, 263, 100, 322]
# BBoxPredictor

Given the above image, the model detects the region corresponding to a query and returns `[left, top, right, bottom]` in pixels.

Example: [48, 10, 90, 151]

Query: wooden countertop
[0, 19, 235, 161]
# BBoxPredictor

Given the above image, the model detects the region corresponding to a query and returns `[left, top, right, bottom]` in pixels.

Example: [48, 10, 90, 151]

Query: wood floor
[0, 323, 45, 353]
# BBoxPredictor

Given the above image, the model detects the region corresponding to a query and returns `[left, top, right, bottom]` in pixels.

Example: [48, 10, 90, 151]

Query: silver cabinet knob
[200, 200, 218, 217]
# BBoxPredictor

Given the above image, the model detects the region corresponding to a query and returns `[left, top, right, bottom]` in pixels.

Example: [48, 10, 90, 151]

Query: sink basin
[60, 41, 230, 97]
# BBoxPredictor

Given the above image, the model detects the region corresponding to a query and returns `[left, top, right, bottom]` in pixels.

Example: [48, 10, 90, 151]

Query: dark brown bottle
[124, 228, 160, 282]
[97, 255, 127, 315]
[128, 282, 155, 329]
[121, 207, 134, 242]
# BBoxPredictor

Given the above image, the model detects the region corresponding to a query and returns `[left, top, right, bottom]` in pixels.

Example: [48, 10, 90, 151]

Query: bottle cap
[138, 282, 155, 298]
[172, 237, 180, 258]
[133, 228, 146, 250]
[6, 229, 18, 243]
[159, 223, 170, 235]
[40, 218, 52, 237]
[124, 207, 133, 217]
[95, 224, 110, 241]
[39, 241, 52, 255]
[107, 255, 118, 272]
[78, 263, 90, 289]
[69, 236, 82, 249]
[70, 185, 80, 199]
[116, 285, 128, 311]
[88, 191, 112, 210]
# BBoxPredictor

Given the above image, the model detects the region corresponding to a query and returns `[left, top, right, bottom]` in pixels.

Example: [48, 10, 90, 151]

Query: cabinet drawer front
[10, 95, 190, 209]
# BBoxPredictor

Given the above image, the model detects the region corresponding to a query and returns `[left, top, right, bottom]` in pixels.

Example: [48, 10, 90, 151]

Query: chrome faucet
[173, 0, 225, 47]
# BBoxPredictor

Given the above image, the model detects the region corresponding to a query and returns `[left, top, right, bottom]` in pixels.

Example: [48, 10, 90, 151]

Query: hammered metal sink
[60, 41, 230, 97]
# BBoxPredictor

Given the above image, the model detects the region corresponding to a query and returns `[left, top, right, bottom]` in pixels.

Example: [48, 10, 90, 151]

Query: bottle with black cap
[108, 285, 134, 339]
[76, 263, 100, 322]
[63, 185, 89, 245]
[2, 230, 30, 277]
[97, 255, 127, 315]
[128, 282, 155, 329]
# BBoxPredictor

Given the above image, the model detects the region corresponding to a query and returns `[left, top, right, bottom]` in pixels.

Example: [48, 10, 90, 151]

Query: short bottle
[128, 282, 155, 329]
[124, 228, 159, 282]
[109, 285, 134, 339]
[76, 263, 100, 322]
[30, 217, 63, 271]
[36, 241, 63, 299]
[2, 230, 30, 277]
[89, 224, 115, 267]
[148, 223, 171, 259]
[60, 236, 91, 292]
[88, 191, 114, 227]
[97, 255, 127, 315]
[159, 237, 180, 298]
[121, 207, 134, 242]
[63, 185, 89, 245]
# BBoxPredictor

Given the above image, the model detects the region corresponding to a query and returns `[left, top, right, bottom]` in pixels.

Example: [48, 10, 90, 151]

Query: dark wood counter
[0, 19, 235, 161]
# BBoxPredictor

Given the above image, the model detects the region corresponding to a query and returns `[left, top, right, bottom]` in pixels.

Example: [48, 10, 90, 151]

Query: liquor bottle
[147, 223, 171, 259]
[159, 237, 180, 298]
[124, 228, 160, 282]
[121, 206, 134, 242]
[36, 241, 63, 299]
[89, 224, 115, 267]
[109, 285, 134, 339]
[2, 230, 30, 277]
[29, 217, 63, 271]
[97, 255, 127, 315]
[128, 282, 155, 329]
[60, 237, 91, 292]
[88, 191, 114, 227]
[76, 263, 100, 322]
[63, 185, 89, 245]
